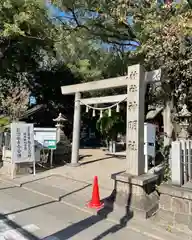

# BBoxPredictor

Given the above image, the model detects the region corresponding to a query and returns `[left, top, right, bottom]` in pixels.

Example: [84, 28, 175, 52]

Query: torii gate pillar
[71, 92, 81, 166]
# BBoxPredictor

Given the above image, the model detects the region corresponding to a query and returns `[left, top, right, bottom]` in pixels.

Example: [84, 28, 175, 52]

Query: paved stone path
[0, 181, 159, 240]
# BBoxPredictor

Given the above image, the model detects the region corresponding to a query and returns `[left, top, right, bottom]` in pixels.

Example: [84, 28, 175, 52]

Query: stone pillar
[126, 64, 145, 176]
[71, 92, 81, 166]
[171, 141, 183, 186]
[111, 65, 160, 219]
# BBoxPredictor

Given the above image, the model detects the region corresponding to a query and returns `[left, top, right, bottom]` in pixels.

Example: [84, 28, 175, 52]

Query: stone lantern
[52, 113, 71, 164]
[53, 113, 67, 143]
[176, 105, 192, 140]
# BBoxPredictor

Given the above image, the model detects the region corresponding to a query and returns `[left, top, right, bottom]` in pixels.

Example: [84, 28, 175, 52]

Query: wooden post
[71, 92, 81, 166]
[126, 64, 145, 176]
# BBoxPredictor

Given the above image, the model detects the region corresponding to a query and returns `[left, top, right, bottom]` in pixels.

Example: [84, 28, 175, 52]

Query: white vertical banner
[11, 122, 35, 163]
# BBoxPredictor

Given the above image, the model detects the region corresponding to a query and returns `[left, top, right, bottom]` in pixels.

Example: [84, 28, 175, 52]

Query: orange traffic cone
[87, 176, 104, 210]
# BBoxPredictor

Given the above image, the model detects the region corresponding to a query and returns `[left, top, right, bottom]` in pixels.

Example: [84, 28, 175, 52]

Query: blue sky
[46, 2, 140, 51]
[46, 2, 73, 19]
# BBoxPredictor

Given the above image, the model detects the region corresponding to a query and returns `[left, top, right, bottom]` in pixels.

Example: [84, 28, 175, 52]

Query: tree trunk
[163, 100, 174, 147]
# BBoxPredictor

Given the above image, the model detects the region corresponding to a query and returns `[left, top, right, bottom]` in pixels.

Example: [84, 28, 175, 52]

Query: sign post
[11, 122, 35, 178]
[43, 139, 57, 168]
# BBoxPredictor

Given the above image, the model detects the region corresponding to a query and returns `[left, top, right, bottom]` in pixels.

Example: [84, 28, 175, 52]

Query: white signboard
[34, 128, 57, 148]
[11, 123, 35, 163]
[144, 123, 156, 157]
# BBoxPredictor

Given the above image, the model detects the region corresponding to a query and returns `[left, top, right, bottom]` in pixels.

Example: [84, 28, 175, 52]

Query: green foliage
[0, 0, 191, 129]
[0, 86, 30, 120]
[131, 0, 192, 110]
[156, 133, 171, 183]
[54, 28, 133, 87]
[162, 145, 171, 183]
[96, 109, 125, 141]
[49, 0, 137, 87]
[0, 116, 10, 131]
[51, 0, 191, 107]
[0, 0, 77, 122]
[51, 0, 136, 45]
[55, 33, 103, 81]
[0, 0, 55, 92]
[0, 0, 53, 39]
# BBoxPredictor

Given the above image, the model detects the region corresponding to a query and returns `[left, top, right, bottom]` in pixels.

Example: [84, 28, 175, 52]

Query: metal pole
[71, 92, 81, 166]
[50, 149, 53, 168]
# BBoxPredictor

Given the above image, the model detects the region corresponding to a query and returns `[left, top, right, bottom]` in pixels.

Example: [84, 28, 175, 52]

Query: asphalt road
[0, 181, 158, 240]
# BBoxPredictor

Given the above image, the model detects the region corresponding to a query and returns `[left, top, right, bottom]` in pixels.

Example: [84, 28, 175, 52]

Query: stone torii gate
[61, 64, 161, 217]
[61, 64, 160, 173]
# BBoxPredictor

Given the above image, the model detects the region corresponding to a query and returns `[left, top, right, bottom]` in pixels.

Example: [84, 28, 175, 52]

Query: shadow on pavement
[4, 200, 56, 216]
[1, 176, 133, 239]
[79, 154, 92, 160]
[93, 177, 133, 240]
[20, 176, 53, 187]
[59, 183, 92, 201]
[4, 183, 91, 216]
[0, 186, 17, 190]
[80, 156, 114, 165]
[43, 179, 133, 240]
[0, 213, 39, 239]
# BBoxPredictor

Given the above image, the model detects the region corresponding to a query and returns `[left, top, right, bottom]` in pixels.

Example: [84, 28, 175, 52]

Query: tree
[96, 109, 126, 142]
[55, 30, 133, 88]
[29, 62, 78, 125]
[130, 0, 192, 144]
[0, 0, 81, 125]
[0, 86, 30, 121]
[50, 0, 137, 47]
[55, 32, 103, 82]
[0, 0, 55, 92]
[48, 1, 148, 95]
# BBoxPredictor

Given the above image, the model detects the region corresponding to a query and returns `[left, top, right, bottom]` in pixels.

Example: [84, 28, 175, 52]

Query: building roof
[19, 104, 45, 119]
